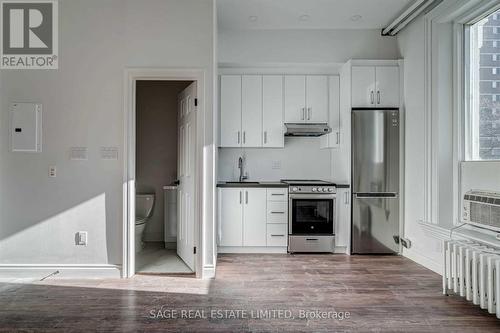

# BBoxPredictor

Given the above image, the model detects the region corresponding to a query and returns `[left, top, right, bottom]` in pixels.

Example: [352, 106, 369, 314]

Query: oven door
[289, 194, 335, 235]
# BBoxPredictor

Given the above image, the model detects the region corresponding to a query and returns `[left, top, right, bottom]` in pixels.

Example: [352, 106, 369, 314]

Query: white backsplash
[218, 137, 332, 181]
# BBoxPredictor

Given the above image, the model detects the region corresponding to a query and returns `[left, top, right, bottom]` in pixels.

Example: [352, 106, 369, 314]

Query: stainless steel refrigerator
[351, 108, 400, 254]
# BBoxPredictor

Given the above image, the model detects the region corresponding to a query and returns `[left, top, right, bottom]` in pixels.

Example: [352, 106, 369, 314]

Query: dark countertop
[217, 181, 350, 189]
[217, 181, 288, 188]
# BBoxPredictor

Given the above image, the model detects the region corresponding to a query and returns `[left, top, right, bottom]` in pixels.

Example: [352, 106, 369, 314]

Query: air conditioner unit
[463, 190, 500, 232]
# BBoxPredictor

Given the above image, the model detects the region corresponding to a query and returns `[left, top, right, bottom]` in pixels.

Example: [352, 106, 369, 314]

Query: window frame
[463, 4, 500, 161]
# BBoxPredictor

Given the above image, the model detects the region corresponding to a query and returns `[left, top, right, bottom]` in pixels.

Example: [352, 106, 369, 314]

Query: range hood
[284, 123, 332, 137]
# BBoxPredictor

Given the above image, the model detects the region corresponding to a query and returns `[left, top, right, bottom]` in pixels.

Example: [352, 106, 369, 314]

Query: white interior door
[177, 82, 197, 271]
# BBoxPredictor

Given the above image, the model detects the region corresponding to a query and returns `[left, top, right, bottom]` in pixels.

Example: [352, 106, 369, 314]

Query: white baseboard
[402, 248, 442, 275]
[218, 246, 287, 254]
[202, 265, 216, 279]
[0, 264, 122, 279]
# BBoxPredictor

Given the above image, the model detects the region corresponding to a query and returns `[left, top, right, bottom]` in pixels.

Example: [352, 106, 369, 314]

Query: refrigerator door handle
[354, 192, 398, 198]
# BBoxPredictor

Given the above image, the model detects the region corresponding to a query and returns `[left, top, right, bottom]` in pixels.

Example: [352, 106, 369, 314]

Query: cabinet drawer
[267, 201, 288, 223]
[266, 224, 288, 247]
[267, 188, 288, 201]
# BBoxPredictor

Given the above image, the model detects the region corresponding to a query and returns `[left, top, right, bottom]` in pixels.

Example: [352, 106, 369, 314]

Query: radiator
[443, 240, 500, 317]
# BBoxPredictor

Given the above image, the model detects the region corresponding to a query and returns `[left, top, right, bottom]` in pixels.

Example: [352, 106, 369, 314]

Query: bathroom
[135, 80, 194, 274]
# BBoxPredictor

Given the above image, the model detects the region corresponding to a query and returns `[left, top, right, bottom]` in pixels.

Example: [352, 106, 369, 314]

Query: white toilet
[135, 193, 155, 252]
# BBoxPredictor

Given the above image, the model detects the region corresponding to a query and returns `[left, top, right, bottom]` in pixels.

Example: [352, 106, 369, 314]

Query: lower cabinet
[336, 188, 351, 252]
[218, 187, 288, 252]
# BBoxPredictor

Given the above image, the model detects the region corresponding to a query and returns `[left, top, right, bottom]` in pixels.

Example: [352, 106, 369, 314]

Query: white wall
[0, 0, 215, 271]
[397, 16, 443, 273]
[218, 138, 332, 181]
[219, 29, 401, 64]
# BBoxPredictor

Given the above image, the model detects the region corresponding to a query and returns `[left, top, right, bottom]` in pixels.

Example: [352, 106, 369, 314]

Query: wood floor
[1, 254, 499, 332]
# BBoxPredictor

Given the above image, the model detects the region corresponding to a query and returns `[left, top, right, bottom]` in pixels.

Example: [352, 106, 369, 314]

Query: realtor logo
[1, 0, 58, 69]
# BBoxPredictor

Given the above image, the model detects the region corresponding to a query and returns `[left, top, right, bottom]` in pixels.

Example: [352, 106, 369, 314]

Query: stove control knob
[292, 187, 298, 192]
[328, 188, 334, 192]
[322, 188, 327, 192]
[312, 188, 317, 192]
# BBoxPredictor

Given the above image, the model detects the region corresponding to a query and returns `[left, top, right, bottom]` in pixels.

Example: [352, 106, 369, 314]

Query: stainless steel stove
[281, 180, 336, 253]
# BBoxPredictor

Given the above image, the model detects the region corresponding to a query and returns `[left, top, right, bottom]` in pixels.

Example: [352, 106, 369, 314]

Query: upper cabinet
[241, 76, 263, 147]
[351, 66, 400, 108]
[320, 75, 341, 149]
[284, 75, 328, 123]
[262, 76, 284, 148]
[220, 75, 242, 147]
[219, 75, 284, 148]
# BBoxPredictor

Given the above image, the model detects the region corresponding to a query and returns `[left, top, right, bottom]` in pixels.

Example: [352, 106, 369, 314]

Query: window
[466, 8, 500, 160]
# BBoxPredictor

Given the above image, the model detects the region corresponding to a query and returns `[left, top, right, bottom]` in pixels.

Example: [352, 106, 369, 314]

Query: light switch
[11, 102, 42, 152]
[48, 166, 56, 177]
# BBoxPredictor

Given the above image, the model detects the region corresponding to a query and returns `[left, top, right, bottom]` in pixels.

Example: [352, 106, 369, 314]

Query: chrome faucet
[238, 156, 248, 182]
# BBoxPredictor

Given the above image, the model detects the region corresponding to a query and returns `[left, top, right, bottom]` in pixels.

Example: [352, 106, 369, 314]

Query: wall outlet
[271, 160, 282, 170]
[48, 166, 56, 177]
[75, 231, 88, 246]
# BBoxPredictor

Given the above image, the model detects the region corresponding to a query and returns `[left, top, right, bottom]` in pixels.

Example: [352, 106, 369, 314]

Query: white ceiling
[218, 0, 416, 30]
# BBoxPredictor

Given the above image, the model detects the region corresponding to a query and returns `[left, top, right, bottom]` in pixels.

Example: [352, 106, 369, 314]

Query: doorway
[123, 69, 204, 278]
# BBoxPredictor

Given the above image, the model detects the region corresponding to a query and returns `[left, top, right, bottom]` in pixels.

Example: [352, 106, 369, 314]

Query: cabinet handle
[307, 107, 311, 120]
[271, 234, 285, 237]
[271, 211, 285, 214]
[243, 131, 246, 144]
[264, 131, 267, 144]
[377, 91, 381, 104]
[271, 193, 285, 196]
[336, 132, 340, 145]
[306, 238, 319, 241]
[301, 108, 305, 120]
[245, 191, 248, 204]
[237, 131, 240, 144]
[239, 191, 242, 204]
[370, 91, 374, 104]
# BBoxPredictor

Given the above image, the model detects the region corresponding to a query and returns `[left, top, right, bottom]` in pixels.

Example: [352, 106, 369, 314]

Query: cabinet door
[320, 75, 341, 148]
[219, 188, 243, 246]
[243, 188, 267, 246]
[220, 75, 242, 147]
[242, 75, 263, 147]
[284, 75, 306, 123]
[306, 75, 328, 123]
[351, 67, 376, 107]
[263, 75, 284, 148]
[375, 66, 400, 107]
[336, 189, 351, 249]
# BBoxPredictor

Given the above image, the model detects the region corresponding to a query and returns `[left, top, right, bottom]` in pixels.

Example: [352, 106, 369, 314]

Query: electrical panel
[11, 102, 42, 152]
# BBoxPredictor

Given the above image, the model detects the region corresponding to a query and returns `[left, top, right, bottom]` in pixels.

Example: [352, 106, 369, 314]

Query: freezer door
[352, 109, 399, 193]
[352, 194, 399, 254]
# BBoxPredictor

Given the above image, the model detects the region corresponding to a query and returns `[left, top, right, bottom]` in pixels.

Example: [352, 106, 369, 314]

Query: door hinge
[193, 246, 197, 254]
[194, 98, 198, 107]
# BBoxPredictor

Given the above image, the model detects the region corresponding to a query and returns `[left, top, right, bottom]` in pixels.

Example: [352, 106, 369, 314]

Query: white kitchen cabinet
[284, 75, 306, 122]
[351, 67, 376, 107]
[242, 76, 263, 147]
[351, 66, 399, 108]
[320, 75, 341, 149]
[262, 76, 284, 148]
[219, 188, 243, 246]
[336, 188, 351, 251]
[242, 188, 267, 246]
[284, 75, 328, 123]
[375, 67, 400, 107]
[266, 224, 288, 247]
[306, 75, 328, 123]
[220, 75, 242, 147]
